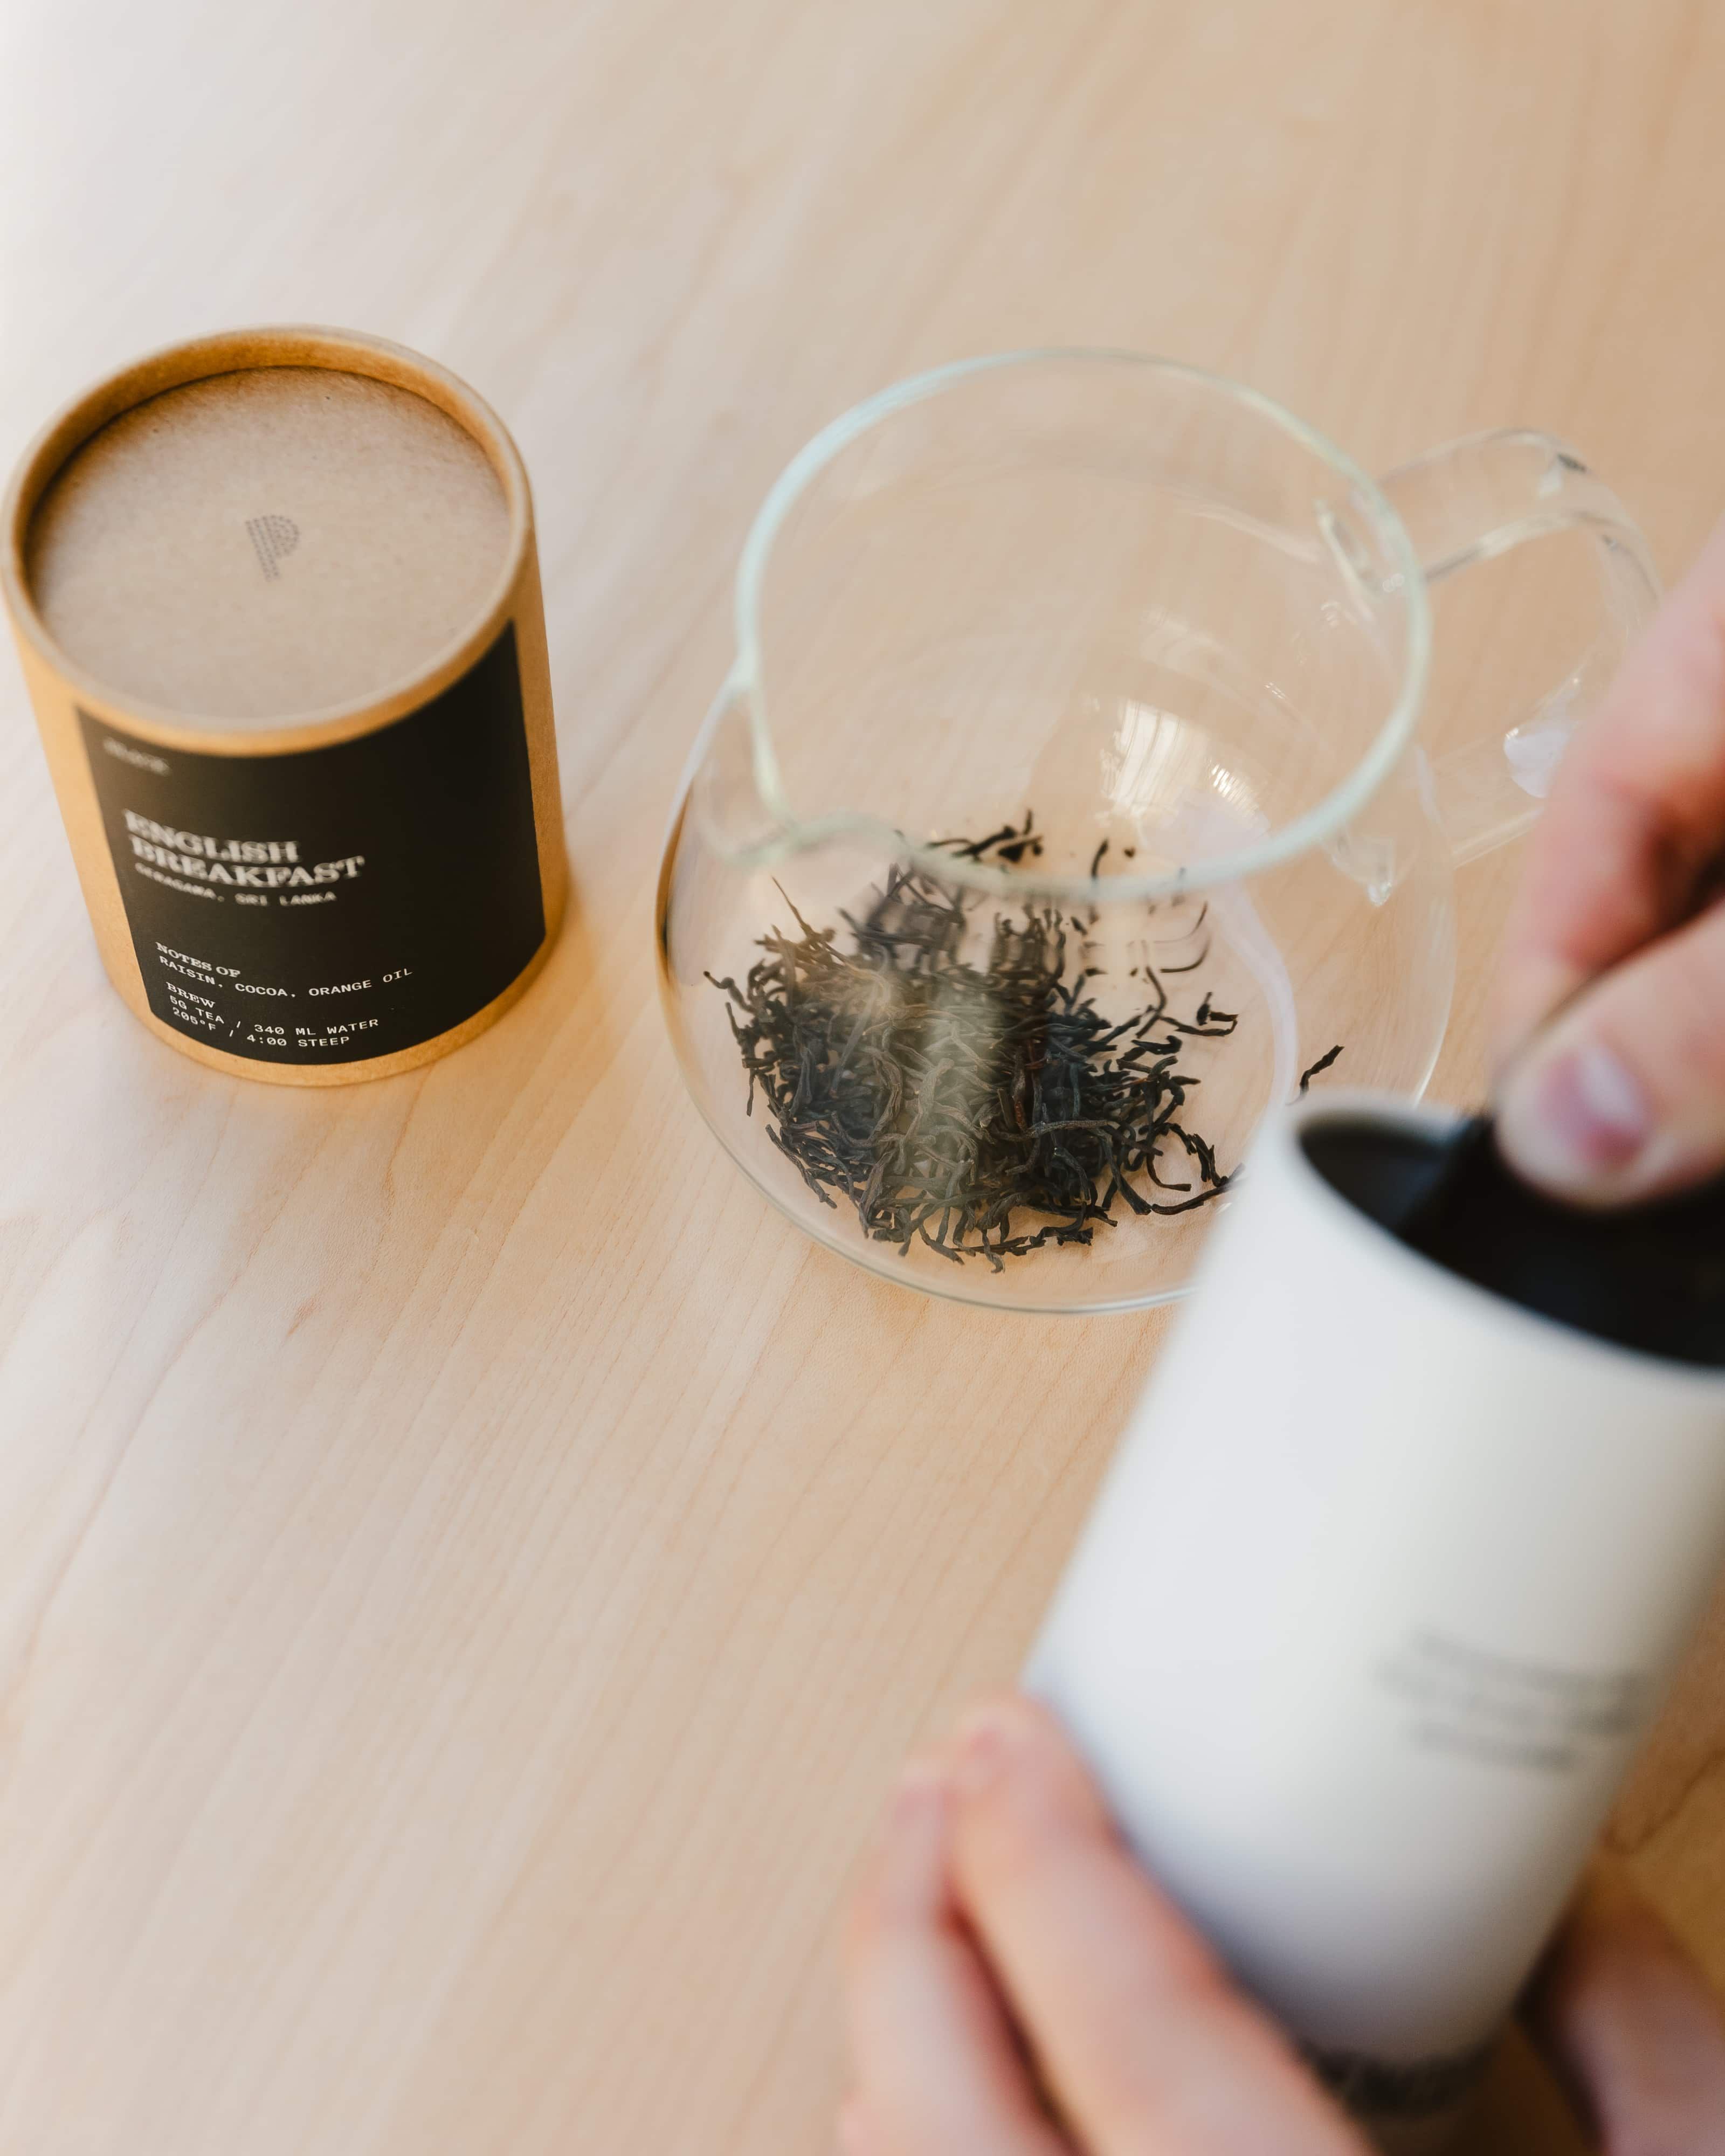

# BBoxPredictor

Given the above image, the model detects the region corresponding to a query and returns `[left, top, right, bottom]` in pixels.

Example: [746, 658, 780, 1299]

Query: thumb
[1522, 1861, 1725, 2148]
[1496, 896, 1725, 1204]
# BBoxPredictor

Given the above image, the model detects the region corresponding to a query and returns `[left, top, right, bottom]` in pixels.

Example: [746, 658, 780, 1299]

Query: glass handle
[1378, 431, 1661, 865]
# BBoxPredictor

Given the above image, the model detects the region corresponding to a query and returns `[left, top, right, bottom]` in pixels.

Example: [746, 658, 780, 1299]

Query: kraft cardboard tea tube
[2, 326, 567, 1084]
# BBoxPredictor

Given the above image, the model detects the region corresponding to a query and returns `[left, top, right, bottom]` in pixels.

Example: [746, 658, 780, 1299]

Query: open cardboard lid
[3, 327, 533, 736]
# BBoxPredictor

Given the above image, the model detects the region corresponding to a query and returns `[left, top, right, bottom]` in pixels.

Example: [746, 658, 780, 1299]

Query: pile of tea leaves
[706, 817, 1243, 1269]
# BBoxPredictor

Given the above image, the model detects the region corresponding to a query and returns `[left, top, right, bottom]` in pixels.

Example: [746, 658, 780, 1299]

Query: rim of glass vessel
[730, 348, 1432, 903]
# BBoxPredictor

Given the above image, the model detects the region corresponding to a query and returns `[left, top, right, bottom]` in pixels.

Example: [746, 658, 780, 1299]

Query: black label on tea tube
[78, 625, 544, 1066]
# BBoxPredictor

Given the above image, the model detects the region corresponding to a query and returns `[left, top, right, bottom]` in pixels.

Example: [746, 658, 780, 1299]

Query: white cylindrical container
[1026, 1093, 1725, 2152]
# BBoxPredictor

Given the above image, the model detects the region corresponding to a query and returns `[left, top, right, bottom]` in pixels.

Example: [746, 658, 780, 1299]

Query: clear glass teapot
[657, 352, 1658, 1313]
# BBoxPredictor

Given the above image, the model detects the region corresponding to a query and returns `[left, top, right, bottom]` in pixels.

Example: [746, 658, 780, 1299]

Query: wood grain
[2, 2, 1722, 2148]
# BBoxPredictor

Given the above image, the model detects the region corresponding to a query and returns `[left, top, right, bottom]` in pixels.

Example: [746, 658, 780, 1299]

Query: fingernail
[953, 1709, 1011, 1798]
[1501, 1041, 1652, 1196]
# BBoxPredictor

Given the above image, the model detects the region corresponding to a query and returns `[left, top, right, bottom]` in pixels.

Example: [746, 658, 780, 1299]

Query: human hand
[1494, 517, 1725, 1203]
[839, 1691, 1725, 2154]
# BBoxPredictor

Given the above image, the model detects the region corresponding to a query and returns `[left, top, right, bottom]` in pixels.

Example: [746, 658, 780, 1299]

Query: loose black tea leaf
[1299, 1043, 1345, 1095]
[707, 818, 1240, 1269]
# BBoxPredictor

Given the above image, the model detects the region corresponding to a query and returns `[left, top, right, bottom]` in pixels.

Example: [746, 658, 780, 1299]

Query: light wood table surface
[4, 4, 1725, 2149]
